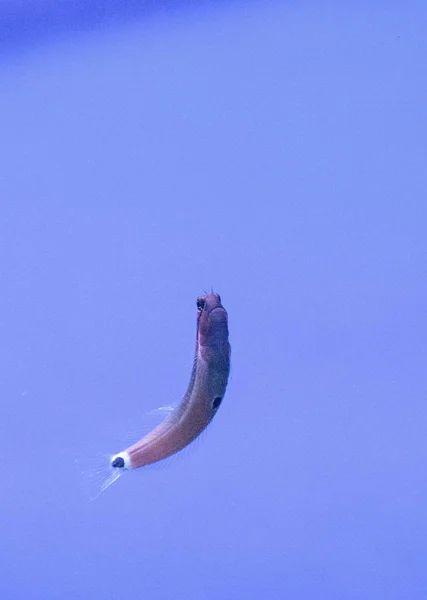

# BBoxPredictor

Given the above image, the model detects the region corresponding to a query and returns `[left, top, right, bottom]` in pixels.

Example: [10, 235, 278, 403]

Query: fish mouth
[207, 305, 227, 320]
[206, 307, 229, 346]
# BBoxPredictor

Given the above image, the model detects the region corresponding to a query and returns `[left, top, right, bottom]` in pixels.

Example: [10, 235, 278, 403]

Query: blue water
[1, 2, 426, 598]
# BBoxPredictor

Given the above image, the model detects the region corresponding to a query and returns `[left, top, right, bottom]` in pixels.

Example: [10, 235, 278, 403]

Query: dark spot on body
[212, 396, 222, 410]
[111, 456, 125, 468]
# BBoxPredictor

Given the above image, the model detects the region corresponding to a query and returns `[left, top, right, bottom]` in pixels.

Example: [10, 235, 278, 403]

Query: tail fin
[75, 452, 124, 501]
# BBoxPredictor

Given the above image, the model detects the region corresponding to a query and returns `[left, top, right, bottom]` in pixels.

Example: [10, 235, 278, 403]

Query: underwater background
[1, 1, 426, 598]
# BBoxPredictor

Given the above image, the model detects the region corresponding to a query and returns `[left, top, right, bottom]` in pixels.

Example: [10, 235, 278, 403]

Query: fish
[83, 292, 231, 498]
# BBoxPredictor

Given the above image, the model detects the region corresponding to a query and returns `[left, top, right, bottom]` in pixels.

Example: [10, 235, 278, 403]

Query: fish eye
[212, 396, 222, 410]
[197, 297, 206, 311]
[111, 456, 125, 468]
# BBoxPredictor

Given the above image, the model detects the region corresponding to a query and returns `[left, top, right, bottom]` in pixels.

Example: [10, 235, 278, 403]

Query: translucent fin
[131, 414, 214, 474]
[75, 452, 124, 501]
[76, 405, 184, 499]
[121, 405, 176, 446]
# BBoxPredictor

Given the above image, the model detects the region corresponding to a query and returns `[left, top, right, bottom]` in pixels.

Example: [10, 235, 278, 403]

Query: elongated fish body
[112, 293, 230, 472]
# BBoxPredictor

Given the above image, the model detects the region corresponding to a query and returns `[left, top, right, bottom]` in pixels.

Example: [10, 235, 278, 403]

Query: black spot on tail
[111, 457, 125, 468]
[212, 396, 222, 410]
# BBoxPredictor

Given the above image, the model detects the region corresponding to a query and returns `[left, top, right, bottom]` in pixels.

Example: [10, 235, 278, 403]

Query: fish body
[116, 293, 230, 469]
[83, 293, 230, 497]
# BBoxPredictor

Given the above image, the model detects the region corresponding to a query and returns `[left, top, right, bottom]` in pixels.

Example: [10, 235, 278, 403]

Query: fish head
[197, 293, 230, 360]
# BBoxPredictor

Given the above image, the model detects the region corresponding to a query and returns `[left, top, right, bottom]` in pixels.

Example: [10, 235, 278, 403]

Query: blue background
[1, 1, 426, 598]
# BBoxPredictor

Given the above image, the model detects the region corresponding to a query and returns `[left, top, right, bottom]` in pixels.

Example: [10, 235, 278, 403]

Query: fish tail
[75, 451, 129, 501]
